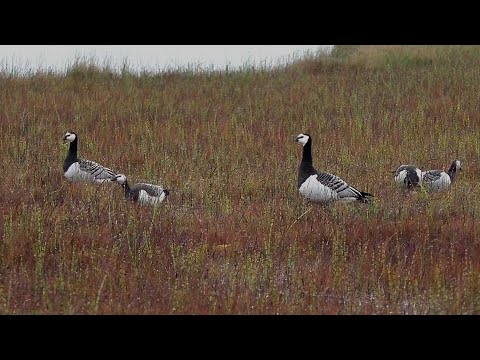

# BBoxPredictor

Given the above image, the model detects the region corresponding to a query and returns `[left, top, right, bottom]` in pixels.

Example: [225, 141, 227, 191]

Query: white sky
[0, 45, 332, 73]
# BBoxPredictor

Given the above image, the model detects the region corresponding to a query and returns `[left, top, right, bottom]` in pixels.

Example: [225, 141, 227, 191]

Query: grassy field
[1, 45, 480, 314]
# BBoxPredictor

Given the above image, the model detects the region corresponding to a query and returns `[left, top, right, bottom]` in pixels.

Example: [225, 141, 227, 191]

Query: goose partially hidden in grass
[112, 174, 170, 206]
[295, 133, 373, 204]
[63, 132, 119, 183]
[393, 164, 422, 189]
[422, 160, 462, 192]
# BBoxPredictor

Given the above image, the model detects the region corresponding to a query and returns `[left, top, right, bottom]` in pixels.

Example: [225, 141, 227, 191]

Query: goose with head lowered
[63, 132, 119, 183]
[112, 174, 170, 206]
[295, 133, 373, 204]
[422, 160, 462, 192]
[393, 164, 422, 189]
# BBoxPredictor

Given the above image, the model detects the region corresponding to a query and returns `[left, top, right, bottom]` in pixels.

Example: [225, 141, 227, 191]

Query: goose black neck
[301, 139, 313, 166]
[67, 138, 78, 161]
[447, 162, 458, 181]
[298, 138, 316, 188]
[123, 180, 132, 197]
[63, 137, 79, 172]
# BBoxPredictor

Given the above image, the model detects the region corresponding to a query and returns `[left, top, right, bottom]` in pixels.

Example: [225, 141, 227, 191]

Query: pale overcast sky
[0, 45, 332, 73]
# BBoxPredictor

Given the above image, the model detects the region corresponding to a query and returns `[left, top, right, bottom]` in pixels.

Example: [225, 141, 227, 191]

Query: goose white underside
[394, 170, 408, 185]
[422, 172, 451, 191]
[138, 190, 167, 206]
[300, 175, 347, 203]
[64, 162, 111, 184]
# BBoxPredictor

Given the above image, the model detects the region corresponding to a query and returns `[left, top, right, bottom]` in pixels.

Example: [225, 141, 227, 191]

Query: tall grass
[1, 46, 480, 314]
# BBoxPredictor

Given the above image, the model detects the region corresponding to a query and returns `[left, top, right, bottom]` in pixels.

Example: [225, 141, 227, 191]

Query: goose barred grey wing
[422, 170, 443, 183]
[79, 158, 118, 181]
[131, 183, 166, 196]
[316, 171, 363, 199]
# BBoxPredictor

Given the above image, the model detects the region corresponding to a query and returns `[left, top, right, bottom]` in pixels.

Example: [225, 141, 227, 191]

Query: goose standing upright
[63, 132, 118, 183]
[422, 160, 462, 192]
[112, 174, 170, 206]
[393, 164, 422, 189]
[295, 133, 373, 204]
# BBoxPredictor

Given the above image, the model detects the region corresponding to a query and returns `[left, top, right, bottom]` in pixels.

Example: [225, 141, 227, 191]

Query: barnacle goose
[422, 160, 462, 192]
[63, 132, 118, 183]
[393, 164, 422, 189]
[295, 133, 373, 204]
[112, 174, 170, 206]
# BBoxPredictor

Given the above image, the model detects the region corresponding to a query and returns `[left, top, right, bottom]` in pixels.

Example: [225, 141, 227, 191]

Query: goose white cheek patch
[296, 134, 309, 146]
[115, 175, 127, 184]
[65, 133, 76, 142]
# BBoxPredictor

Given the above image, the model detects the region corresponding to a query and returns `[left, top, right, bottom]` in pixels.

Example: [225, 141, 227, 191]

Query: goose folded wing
[79, 159, 118, 180]
[132, 183, 165, 197]
[316, 171, 363, 198]
[422, 170, 443, 182]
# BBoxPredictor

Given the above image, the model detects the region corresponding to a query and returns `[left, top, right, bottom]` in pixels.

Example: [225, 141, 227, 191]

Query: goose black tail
[359, 191, 374, 203]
